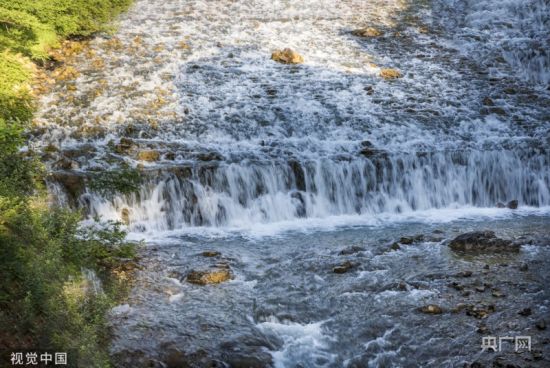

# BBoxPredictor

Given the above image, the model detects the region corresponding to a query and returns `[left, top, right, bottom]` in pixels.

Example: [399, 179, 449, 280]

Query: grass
[0, 1, 135, 366]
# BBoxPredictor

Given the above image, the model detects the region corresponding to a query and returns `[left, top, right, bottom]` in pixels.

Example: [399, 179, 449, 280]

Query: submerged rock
[380, 68, 401, 79]
[187, 268, 233, 285]
[518, 307, 532, 316]
[352, 27, 383, 37]
[448, 231, 519, 253]
[333, 261, 355, 274]
[271, 48, 304, 64]
[338, 245, 365, 255]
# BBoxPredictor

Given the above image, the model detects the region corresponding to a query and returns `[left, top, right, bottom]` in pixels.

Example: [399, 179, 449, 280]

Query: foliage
[0, 0, 134, 366]
[88, 164, 143, 199]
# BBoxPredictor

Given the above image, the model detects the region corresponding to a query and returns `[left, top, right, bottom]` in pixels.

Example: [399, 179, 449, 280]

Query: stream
[32, 0, 550, 367]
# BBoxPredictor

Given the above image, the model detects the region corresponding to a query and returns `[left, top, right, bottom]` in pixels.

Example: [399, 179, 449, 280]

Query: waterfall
[78, 149, 549, 231]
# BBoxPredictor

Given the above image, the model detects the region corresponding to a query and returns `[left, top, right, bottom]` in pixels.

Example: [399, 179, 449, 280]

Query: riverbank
[0, 1, 137, 366]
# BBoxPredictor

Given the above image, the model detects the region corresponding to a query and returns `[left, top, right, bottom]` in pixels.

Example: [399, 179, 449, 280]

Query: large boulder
[271, 48, 304, 64]
[449, 231, 519, 253]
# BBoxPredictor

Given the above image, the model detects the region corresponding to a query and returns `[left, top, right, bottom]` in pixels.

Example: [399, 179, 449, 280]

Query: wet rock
[389, 242, 401, 251]
[290, 191, 306, 217]
[54, 156, 80, 170]
[352, 27, 383, 37]
[271, 48, 304, 64]
[115, 137, 137, 154]
[456, 270, 473, 277]
[451, 303, 468, 313]
[466, 362, 484, 368]
[449, 281, 464, 291]
[536, 319, 546, 330]
[496, 202, 506, 208]
[448, 231, 519, 253]
[475, 286, 485, 293]
[380, 68, 401, 79]
[399, 237, 414, 245]
[338, 245, 365, 255]
[466, 305, 491, 319]
[202, 251, 221, 257]
[51, 171, 86, 203]
[506, 199, 518, 209]
[187, 268, 233, 285]
[112, 349, 161, 368]
[519, 263, 528, 271]
[121, 208, 131, 225]
[477, 323, 489, 334]
[44, 143, 60, 153]
[482, 97, 495, 106]
[196, 151, 223, 161]
[333, 261, 355, 274]
[489, 107, 506, 115]
[491, 289, 505, 298]
[167, 270, 185, 281]
[164, 152, 176, 160]
[163, 347, 187, 368]
[223, 353, 272, 368]
[359, 141, 385, 157]
[518, 307, 532, 316]
[419, 304, 443, 314]
[137, 150, 161, 162]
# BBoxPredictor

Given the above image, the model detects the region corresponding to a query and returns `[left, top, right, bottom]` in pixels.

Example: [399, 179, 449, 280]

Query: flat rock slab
[449, 231, 520, 253]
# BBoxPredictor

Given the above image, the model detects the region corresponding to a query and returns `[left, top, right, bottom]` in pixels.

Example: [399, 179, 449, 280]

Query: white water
[80, 150, 549, 234]
[36, 0, 550, 235]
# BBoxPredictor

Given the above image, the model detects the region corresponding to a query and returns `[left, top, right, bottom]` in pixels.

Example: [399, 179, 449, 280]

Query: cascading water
[33, 0, 550, 366]
[84, 150, 550, 231]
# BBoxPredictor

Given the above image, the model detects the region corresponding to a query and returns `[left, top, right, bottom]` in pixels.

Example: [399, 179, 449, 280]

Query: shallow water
[32, 0, 550, 366]
[111, 216, 550, 367]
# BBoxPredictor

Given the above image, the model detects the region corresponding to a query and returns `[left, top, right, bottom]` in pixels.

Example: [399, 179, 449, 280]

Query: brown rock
[333, 261, 354, 274]
[352, 27, 383, 37]
[419, 304, 443, 314]
[271, 48, 304, 64]
[201, 251, 221, 257]
[121, 208, 130, 225]
[115, 137, 137, 154]
[380, 68, 401, 79]
[137, 150, 160, 162]
[187, 268, 232, 285]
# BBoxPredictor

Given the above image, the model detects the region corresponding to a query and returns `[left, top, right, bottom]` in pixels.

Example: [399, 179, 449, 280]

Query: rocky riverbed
[108, 217, 550, 367]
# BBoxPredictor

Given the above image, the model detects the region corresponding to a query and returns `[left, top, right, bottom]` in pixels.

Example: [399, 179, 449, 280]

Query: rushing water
[34, 0, 550, 366]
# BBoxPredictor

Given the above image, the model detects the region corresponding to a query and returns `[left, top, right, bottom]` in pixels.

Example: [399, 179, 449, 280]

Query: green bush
[0, 1, 135, 365]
